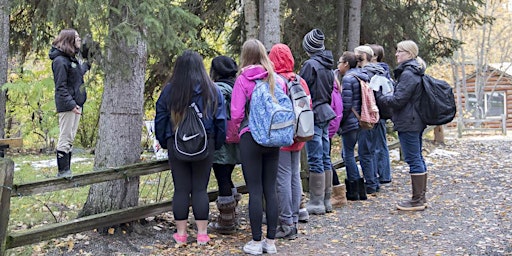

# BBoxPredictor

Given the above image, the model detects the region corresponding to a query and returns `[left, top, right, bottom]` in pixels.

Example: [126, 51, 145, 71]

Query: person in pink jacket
[268, 43, 312, 240]
[227, 39, 281, 255]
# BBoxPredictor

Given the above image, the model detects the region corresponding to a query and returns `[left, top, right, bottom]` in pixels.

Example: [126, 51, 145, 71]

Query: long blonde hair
[240, 39, 277, 96]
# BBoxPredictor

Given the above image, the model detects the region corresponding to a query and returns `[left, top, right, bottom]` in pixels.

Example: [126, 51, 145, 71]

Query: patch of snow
[428, 148, 460, 157]
[24, 157, 93, 169]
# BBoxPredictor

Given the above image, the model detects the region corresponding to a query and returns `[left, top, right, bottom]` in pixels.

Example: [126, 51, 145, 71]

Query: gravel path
[40, 135, 512, 256]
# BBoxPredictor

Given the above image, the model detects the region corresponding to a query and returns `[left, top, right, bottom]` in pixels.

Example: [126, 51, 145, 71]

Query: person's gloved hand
[80, 34, 101, 63]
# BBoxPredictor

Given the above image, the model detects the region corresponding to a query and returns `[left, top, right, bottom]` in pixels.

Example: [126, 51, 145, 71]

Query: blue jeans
[342, 129, 360, 181]
[374, 119, 392, 182]
[305, 121, 331, 173]
[358, 129, 379, 190]
[398, 131, 427, 174]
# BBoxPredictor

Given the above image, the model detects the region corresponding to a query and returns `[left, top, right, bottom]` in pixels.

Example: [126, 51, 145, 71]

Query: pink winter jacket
[226, 65, 286, 144]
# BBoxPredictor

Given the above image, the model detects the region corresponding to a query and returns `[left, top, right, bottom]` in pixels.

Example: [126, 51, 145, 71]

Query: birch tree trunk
[243, 0, 258, 40]
[260, 0, 280, 50]
[0, 0, 8, 138]
[347, 0, 361, 51]
[79, 3, 147, 225]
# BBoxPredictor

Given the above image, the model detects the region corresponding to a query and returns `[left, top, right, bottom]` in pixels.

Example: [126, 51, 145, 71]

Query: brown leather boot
[396, 173, 427, 211]
[208, 196, 237, 234]
[331, 184, 348, 207]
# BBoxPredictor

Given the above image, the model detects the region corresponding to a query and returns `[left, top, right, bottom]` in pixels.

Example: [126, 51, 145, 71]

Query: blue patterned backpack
[249, 79, 295, 147]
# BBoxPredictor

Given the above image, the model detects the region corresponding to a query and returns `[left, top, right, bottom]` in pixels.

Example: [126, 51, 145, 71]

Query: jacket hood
[310, 50, 335, 69]
[364, 63, 386, 76]
[395, 59, 425, 77]
[346, 67, 370, 82]
[49, 47, 67, 60]
[269, 44, 294, 74]
[239, 65, 269, 81]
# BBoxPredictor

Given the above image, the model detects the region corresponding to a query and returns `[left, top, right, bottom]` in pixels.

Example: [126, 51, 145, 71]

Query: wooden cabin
[457, 62, 512, 130]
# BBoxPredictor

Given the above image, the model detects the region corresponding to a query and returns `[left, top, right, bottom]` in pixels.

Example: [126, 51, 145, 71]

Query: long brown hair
[167, 50, 217, 127]
[240, 39, 277, 97]
[52, 29, 79, 56]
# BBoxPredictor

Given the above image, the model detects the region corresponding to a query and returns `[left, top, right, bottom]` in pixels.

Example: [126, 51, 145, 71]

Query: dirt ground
[10, 134, 512, 256]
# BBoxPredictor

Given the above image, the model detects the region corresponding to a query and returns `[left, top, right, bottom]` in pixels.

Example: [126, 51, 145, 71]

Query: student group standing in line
[149, 29, 429, 254]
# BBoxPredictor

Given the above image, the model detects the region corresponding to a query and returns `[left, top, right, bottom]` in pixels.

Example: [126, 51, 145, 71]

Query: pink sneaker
[197, 233, 210, 245]
[173, 233, 187, 245]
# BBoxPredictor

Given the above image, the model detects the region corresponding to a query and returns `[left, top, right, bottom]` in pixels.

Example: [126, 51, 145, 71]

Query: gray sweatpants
[277, 150, 302, 225]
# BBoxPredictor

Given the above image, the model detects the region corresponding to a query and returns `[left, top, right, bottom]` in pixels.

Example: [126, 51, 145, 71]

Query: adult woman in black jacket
[49, 29, 90, 178]
[376, 40, 427, 211]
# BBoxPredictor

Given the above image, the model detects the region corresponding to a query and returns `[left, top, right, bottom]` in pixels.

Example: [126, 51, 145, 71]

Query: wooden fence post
[0, 158, 14, 256]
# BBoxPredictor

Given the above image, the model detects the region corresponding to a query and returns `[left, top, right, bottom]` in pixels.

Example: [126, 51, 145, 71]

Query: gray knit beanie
[302, 29, 325, 54]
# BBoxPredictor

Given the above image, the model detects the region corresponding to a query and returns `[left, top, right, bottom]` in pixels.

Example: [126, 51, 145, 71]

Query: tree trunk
[347, 0, 361, 51]
[243, 0, 258, 41]
[80, 3, 147, 225]
[336, 0, 346, 58]
[0, 0, 8, 138]
[260, 0, 280, 50]
[434, 126, 445, 144]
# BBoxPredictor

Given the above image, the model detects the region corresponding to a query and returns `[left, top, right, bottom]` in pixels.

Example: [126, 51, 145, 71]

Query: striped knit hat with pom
[302, 29, 325, 54]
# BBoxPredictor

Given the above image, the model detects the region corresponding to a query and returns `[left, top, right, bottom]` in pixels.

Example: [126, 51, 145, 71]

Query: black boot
[357, 178, 367, 200]
[56, 150, 72, 178]
[344, 179, 359, 201]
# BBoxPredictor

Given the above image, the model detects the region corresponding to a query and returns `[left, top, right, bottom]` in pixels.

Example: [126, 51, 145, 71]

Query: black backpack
[171, 102, 208, 161]
[415, 75, 456, 125]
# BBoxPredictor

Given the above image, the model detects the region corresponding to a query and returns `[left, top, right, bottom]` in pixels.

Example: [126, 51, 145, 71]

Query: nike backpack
[171, 102, 208, 161]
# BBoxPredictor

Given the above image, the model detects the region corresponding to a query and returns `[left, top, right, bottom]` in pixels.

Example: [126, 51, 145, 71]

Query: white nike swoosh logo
[182, 134, 200, 141]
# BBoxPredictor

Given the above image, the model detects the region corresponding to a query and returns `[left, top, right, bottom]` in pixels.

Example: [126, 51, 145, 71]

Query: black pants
[212, 163, 236, 197]
[168, 138, 214, 221]
[240, 133, 279, 240]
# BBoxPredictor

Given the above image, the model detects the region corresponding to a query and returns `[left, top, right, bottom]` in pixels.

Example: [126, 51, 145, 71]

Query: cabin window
[467, 92, 506, 118]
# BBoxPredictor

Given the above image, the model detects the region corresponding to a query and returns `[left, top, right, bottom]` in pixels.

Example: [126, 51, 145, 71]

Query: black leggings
[169, 139, 214, 221]
[212, 163, 236, 196]
[240, 133, 279, 240]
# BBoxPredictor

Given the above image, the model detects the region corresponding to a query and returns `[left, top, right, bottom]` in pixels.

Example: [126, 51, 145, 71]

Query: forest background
[0, 0, 511, 245]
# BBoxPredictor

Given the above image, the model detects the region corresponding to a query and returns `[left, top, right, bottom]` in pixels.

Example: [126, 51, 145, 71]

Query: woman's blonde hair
[240, 39, 276, 96]
[397, 40, 427, 69]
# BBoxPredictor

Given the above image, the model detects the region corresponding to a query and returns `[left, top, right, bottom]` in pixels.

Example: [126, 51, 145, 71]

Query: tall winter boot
[208, 196, 237, 234]
[396, 173, 427, 211]
[344, 179, 359, 201]
[357, 178, 368, 200]
[306, 172, 326, 215]
[324, 170, 333, 213]
[331, 184, 348, 207]
[56, 150, 72, 178]
[422, 173, 428, 207]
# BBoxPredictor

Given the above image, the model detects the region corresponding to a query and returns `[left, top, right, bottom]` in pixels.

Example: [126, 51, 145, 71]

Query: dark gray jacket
[49, 47, 89, 113]
[376, 59, 426, 132]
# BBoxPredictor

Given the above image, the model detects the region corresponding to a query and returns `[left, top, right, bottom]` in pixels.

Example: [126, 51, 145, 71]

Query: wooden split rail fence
[1, 139, 403, 255]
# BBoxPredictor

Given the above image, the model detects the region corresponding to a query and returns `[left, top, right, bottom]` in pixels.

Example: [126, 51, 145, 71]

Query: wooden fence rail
[0, 137, 406, 255]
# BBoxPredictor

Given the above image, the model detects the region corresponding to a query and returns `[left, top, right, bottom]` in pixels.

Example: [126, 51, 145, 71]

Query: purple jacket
[226, 65, 285, 143]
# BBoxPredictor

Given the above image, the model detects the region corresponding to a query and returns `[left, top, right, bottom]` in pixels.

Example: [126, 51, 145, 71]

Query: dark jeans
[212, 163, 235, 196]
[398, 131, 427, 174]
[168, 138, 214, 221]
[342, 129, 360, 181]
[240, 132, 279, 241]
[358, 129, 379, 190]
[374, 119, 392, 182]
